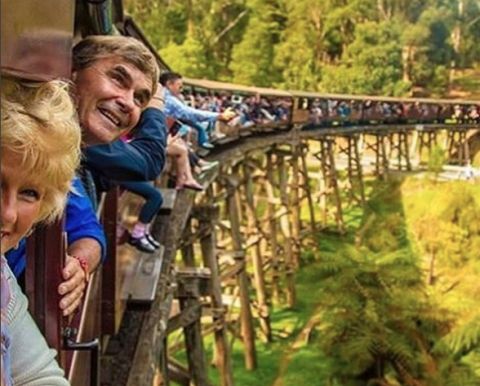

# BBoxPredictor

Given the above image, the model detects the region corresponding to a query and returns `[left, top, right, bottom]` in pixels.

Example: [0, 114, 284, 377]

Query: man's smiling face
[73, 56, 152, 145]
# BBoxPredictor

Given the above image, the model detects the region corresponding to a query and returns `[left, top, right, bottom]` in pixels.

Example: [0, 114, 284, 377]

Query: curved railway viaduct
[98, 122, 479, 386]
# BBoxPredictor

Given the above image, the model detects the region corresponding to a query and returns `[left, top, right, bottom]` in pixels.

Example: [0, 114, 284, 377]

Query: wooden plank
[176, 267, 212, 298]
[198, 204, 234, 386]
[166, 302, 202, 334]
[123, 246, 164, 307]
[167, 358, 191, 386]
[180, 297, 210, 386]
[219, 262, 244, 282]
[158, 188, 177, 214]
[226, 182, 257, 370]
[101, 187, 119, 335]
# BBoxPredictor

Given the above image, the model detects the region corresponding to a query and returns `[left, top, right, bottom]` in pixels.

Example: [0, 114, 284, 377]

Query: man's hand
[58, 255, 87, 316]
[148, 83, 165, 110]
[219, 107, 236, 122]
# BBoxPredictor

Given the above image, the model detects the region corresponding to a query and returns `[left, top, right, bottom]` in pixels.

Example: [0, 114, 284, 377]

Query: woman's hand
[58, 255, 87, 316]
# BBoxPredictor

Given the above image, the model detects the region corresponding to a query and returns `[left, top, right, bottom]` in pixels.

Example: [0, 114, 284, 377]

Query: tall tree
[230, 0, 284, 86]
[320, 21, 408, 95]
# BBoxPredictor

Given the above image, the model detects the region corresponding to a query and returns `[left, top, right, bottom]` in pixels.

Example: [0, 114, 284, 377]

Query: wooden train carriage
[289, 90, 404, 127]
[184, 77, 293, 134]
[290, 88, 479, 128]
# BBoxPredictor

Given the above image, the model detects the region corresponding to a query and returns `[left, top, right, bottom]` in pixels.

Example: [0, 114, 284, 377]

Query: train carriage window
[301, 97, 309, 110]
[232, 94, 243, 104]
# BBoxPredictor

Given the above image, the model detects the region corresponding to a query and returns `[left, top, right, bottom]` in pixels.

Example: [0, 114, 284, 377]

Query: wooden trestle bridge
[99, 123, 478, 386]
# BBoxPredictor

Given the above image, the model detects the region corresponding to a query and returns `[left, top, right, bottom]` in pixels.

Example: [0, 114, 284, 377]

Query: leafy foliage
[314, 179, 480, 384]
[126, 0, 480, 96]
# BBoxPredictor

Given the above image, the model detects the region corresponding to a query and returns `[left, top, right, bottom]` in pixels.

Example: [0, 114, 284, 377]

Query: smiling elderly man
[74, 35, 167, 183]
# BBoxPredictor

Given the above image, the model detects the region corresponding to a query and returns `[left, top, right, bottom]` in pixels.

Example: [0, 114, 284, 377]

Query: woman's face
[1, 150, 44, 254]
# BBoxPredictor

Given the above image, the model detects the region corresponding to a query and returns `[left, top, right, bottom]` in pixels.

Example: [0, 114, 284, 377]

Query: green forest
[126, 0, 480, 98]
[172, 176, 480, 386]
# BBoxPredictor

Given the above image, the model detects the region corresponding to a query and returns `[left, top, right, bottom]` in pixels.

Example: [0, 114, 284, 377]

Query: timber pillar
[299, 143, 316, 234]
[176, 269, 211, 386]
[314, 137, 345, 233]
[338, 135, 366, 206]
[265, 152, 281, 304]
[195, 204, 235, 386]
[366, 131, 389, 178]
[242, 162, 272, 342]
[389, 130, 412, 171]
[276, 152, 296, 307]
[224, 176, 257, 370]
[417, 128, 438, 163]
[447, 128, 469, 165]
[289, 144, 302, 269]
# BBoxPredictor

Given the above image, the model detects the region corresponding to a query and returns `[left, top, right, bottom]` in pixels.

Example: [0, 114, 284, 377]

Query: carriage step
[122, 245, 164, 307]
[158, 188, 176, 214]
[213, 134, 239, 146]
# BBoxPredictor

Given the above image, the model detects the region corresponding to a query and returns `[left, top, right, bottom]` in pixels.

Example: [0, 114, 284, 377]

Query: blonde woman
[1, 78, 81, 385]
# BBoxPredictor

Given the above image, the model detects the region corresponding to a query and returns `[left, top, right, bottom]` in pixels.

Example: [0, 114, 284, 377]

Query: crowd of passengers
[183, 91, 292, 130]
[0, 35, 238, 385]
[306, 98, 480, 127]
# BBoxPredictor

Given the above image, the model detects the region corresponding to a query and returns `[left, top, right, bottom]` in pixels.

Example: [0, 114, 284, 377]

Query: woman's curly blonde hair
[1, 78, 82, 223]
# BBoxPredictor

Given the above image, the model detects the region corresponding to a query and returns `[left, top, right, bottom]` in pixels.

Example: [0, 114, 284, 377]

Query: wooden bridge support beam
[314, 138, 345, 233]
[388, 130, 411, 171]
[447, 128, 469, 165]
[243, 162, 272, 343]
[366, 132, 389, 178]
[180, 295, 209, 386]
[174, 270, 210, 386]
[265, 152, 281, 304]
[299, 143, 317, 235]
[277, 154, 297, 308]
[197, 205, 235, 386]
[181, 217, 196, 267]
[338, 135, 366, 206]
[225, 178, 257, 370]
[289, 144, 302, 269]
[417, 129, 438, 164]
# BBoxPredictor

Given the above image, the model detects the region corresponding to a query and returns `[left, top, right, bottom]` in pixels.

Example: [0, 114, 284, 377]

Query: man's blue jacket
[83, 108, 167, 182]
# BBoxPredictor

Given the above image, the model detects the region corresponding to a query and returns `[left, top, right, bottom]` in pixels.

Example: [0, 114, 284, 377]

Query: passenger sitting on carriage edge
[160, 71, 236, 147]
[72, 36, 167, 253]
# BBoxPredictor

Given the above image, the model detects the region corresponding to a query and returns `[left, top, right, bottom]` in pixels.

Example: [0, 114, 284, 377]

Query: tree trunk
[449, 0, 464, 87]
[428, 250, 436, 285]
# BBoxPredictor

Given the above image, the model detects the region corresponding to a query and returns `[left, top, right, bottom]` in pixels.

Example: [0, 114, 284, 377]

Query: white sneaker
[200, 160, 219, 172]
